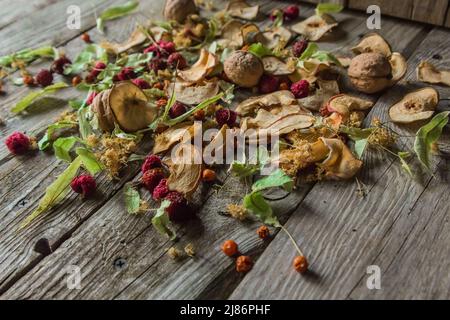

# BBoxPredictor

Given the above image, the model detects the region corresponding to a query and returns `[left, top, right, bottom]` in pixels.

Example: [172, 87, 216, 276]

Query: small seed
[72, 76, 82, 86]
[23, 75, 35, 86]
[221, 240, 238, 257]
[257, 225, 270, 240]
[202, 169, 216, 182]
[293, 255, 308, 274]
[81, 33, 91, 43]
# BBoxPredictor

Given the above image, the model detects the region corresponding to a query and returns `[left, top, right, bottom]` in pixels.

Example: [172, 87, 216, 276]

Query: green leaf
[112, 124, 142, 140]
[124, 183, 141, 214]
[243, 192, 281, 227]
[218, 81, 235, 105]
[247, 43, 273, 59]
[354, 139, 369, 159]
[272, 10, 284, 28]
[69, 99, 84, 110]
[64, 44, 108, 75]
[78, 106, 93, 140]
[251, 169, 293, 193]
[76, 147, 104, 175]
[312, 50, 342, 66]
[398, 151, 413, 177]
[191, 18, 218, 50]
[53, 136, 79, 162]
[315, 3, 344, 16]
[143, 88, 165, 99]
[38, 121, 77, 151]
[340, 126, 375, 141]
[116, 52, 153, 67]
[11, 82, 69, 113]
[152, 200, 176, 240]
[96, 0, 139, 33]
[19, 156, 82, 229]
[299, 43, 319, 61]
[0, 46, 57, 68]
[414, 111, 449, 170]
[230, 162, 260, 178]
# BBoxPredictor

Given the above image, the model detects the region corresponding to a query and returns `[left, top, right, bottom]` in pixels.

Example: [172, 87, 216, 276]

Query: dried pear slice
[153, 122, 194, 154]
[389, 87, 439, 124]
[178, 49, 219, 83]
[101, 28, 147, 54]
[226, 0, 259, 20]
[327, 94, 374, 115]
[291, 14, 338, 41]
[169, 79, 220, 105]
[352, 33, 392, 56]
[417, 61, 450, 87]
[389, 52, 407, 82]
[236, 90, 297, 116]
[320, 138, 363, 180]
[262, 56, 295, 76]
[261, 26, 292, 50]
[219, 20, 244, 49]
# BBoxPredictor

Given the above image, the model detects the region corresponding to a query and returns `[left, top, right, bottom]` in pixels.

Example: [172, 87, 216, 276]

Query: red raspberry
[259, 75, 279, 94]
[149, 58, 167, 72]
[5, 132, 31, 155]
[35, 69, 53, 87]
[152, 179, 170, 201]
[169, 101, 187, 119]
[141, 154, 162, 173]
[132, 78, 151, 89]
[215, 109, 237, 127]
[290, 80, 310, 98]
[51, 56, 72, 74]
[144, 40, 176, 58]
[116, 67, 137, 81]
[292, 39, 308, 58]
[283, 5, 299, 21]
[141, 168, 164, 193]
[91, 61, 107, 77]
[165, 191, 194, 223]
[86, 91, 98, 105]
[70, 175, 96, 198]
[167, 52, 187, 69]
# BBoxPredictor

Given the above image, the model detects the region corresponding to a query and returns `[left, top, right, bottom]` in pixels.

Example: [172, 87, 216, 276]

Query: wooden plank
[0, 6, 428, 299]
[0, 2, 164, 292]
[230, 27, 450, 300]
[446, 5, 450, 27]
[302, 0, 347, 5]
[0, 0, 56, 30]
[348, 0, 449, 26]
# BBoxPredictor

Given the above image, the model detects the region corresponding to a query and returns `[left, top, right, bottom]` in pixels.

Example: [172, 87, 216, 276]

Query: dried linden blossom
[184, 243, 196, 257]
[167, 247, 182, 260]
[95, 135, 137, 178]
[227, 204, 248, 221]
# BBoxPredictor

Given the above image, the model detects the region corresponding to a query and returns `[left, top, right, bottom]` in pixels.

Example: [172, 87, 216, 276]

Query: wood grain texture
[446, 5, 450, 27]
[230, 27, 450, 300]
[348, 0, 449, 26]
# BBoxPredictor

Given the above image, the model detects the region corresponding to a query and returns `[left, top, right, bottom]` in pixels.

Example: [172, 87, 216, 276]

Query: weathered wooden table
[0, 0, 449, 300]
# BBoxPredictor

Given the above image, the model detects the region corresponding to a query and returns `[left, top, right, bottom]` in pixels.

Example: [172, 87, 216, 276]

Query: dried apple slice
[389, 52, 407, 82]
[218, 20, 244, 49]
[326, 94, 374, 115]
[389, 87, 439, 124]
[319, 138, 362, 180]
[291, 14, 338, 41]
[178, 49, 219, 83]
[417, 61, 450, 87]
[352, 33, 392, 56]
[300, 80, 340, 111]
[226, 0, 259, 20]
[261, 26, 292, 50]
[101, 28, 147, 54]
[153, 122, 195, 154]
[236, 90, 297, 116]
[262, 56, 295, 76]
[169, 79, 220, 105]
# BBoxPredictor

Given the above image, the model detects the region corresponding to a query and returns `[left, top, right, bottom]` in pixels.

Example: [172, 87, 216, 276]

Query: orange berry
[257, 225, 270, 239]
[194, 109, 205, 121]
[293, 256, 308, 274]
[153, 82, 163, 90]
[72, 76, 82, 86]
[236, 255, 253, 273]
[202, 169, 216, 182]
[156, 98, 168, 109]
[23, 75, 35, 86]
[81, 33, 91, 43]
[221, 240, 238, 257]
[279, 82, 289, 91]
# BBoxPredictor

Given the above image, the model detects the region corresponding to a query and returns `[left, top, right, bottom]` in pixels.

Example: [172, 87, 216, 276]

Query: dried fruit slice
[389, 87, 439, 124]
[351, 33, 392, 56]
[389, 52, 407, 82]
[178, 49, 219, 83]
[320, 138, 362, 180]
[218, 20, 244, 49]
[240, 23, 265, 44]
[101, 28, 147, 54]
[261, 26, 292, 50]
[326, 94, 374, 115]
[262, 56, 295, 76]
[153, 122, 194, 154]
[291, 14, 338, 41]
[417, 61, 450, 87]
[236, 90, 297, 116]
[226, 0, 259, 20]
[169, 79, 220, 105]
[300, 80, 340, 111]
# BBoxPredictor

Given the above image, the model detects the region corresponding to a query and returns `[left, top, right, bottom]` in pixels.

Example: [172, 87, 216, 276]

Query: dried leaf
[101, 28, 147, 54]
[152, 200, 176, 240]
[96, 0, 139, 33]
[11, 82, 69, 114]
[227, 0, 259, 20]
[291, 14, 338, 41]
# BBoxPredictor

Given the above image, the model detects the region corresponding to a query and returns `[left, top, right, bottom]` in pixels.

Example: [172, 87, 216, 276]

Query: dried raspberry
[51, 56, 72, 74]
[165, 191, 194, 223]
[292, 39, 308, 58]
[23, 75, 35, 86]
[35, 69, 53, 87]
[132, 78, 151, 89]
[152, 179, 169, 201]
[141, 154, 162, 173]
[86, 91, 98, 105]
[283, 5, 299, 21]
[5, 131, 30, 155]
[141, 168, 164, 193]
[116, 67, 137, 81]
[144, 40, 176, 58]
[215, 108, 237, 127]
[167, 52, 187, 69]
[91, 61, 107, 77]
[259, 74, 279, 94]
[319, 105, 331, 117]
[290, 80, 310, 98]
[149, 58, 167, 72]
[70, 174, 96, 198]
[169, 101, 187, 119]
[81, 33, 91, 43]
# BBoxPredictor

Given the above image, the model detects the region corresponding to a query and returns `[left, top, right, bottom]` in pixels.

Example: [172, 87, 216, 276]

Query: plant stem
[280, 225, 304, 257]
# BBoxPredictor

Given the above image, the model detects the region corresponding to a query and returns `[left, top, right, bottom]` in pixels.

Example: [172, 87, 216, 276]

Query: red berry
[149, 58, 167, 72]
[132, 78, 151, 89]
[144, 40, 176, 58]
[167, 52, 187, 69]
[169, 101, 187, 119]
[292, 39, 308, 58]
[283, 5, 299, 21]
[70, 175, 96, 198]
[159, 41, 176, 55]
[81, 33, 91, 43]
[259, 74, 279, 94]
[141, 154, 162, 173]
[5, 132, 30, 155]
[152, 178, 170, 201]
[116, 67, 137, 81]
[51, 56, 72, 74]
[290, 80, 310, 98]
[141, 168, 164, 193]
[35, 69, 53, 87]
[215, 109, 237, 127]
[86, 91, 98, 105]
[165, 191, 193, 223]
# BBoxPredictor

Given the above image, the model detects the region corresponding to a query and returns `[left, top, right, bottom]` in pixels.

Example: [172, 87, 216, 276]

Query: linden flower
[227, 204, 248, 221]
[96, 135, 138, 178]
[368, 127, 397, 148]
[167, 247, 182, 260]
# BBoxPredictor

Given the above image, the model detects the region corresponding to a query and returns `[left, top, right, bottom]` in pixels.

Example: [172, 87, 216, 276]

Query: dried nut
[164, 0, 197, 23]
[389, 88, 439, 124]
[224, 50, 264, 88]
